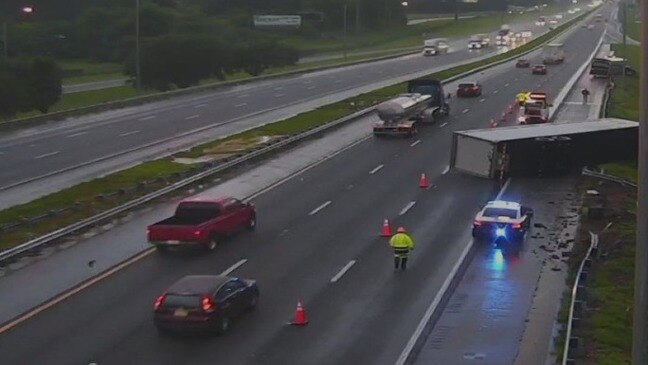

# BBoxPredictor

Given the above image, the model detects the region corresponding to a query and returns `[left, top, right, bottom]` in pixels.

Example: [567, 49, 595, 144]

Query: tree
[0, 64, 21, 118]
[28, 58, 62, 113]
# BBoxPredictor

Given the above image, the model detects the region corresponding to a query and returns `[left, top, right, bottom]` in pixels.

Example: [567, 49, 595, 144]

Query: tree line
[0, 58, 62, 118]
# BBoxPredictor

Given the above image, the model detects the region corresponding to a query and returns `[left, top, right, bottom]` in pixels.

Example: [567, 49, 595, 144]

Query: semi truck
[422, 38, 449, 56]
[541, 43, 565, 64]
[517, 92, 552, 124]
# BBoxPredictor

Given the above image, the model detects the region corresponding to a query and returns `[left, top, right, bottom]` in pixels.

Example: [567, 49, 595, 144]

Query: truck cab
[468, 34, 485, 49]
[422, 38, 449, 56]
[407, 79, 450, 117]
[518, 92, 551, 124]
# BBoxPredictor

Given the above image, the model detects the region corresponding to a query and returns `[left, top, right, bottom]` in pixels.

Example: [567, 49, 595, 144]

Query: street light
[135, 0, 142, 90]
[2, 5, 34, 62]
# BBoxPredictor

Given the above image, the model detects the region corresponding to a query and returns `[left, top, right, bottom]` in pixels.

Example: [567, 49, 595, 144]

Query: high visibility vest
[389, 233, 414, 250]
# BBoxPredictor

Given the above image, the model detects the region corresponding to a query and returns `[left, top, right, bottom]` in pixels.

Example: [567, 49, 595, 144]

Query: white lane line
[370, 164, 384, 174]
[399, 201, 416, 216]
[442, 165, 450, 175]
[185, 114, 200, 120]
[194, 104, 208, 108]
[275, 93, 285, 98]
[237, 94, 249, 98]
[220, 259, 248, 276]
[309, 201, 332, 216]
[462, 109, 469, 114]
[119, 130, 140, 137]
[505, 83, 510, 87]
[274, 86, 284, 91]
[307, 86, 316, 90]
[330, 260, 357, 283]
[395, 178, 512, 365]
[439, 122, 449, 128]
[138, 115, 156, 121]
[493, 90, 499, 94]
[479, 98, 486, 103]
[410, 139, 421, 147]
[335, 80, 342, 84]
[34, 151, 60, 159]
[235, 103, 248, 108]
[67, 131, 88, 138]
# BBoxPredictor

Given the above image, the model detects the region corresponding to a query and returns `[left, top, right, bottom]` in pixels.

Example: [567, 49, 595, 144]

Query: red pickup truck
[147, 197, 256, 253]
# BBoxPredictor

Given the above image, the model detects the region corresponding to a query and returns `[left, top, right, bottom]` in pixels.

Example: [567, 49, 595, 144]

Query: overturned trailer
[450, 119, 637, 179]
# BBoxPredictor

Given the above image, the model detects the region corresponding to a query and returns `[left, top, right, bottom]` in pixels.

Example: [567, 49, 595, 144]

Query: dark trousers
[394, 257, 408, 270]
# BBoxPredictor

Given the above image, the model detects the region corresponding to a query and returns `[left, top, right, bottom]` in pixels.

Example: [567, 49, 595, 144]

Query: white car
[521, 31, 533, 38]
[549, 19, 558, 25]
[555, 14, 563, 19]
[468, 41, 483, 49]
[472, 200, 533, 242]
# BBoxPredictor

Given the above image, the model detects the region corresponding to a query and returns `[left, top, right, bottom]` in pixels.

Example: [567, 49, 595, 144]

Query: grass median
[0, 9, 592, 254]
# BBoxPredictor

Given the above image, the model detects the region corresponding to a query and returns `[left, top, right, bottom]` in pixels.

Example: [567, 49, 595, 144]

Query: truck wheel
[206, 234, 220, 252]
[409, 125, 418, 137]
[247, 214, 257, 231]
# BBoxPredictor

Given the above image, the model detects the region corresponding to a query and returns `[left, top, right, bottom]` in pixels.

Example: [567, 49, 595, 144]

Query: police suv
[472, 200, 533, 242]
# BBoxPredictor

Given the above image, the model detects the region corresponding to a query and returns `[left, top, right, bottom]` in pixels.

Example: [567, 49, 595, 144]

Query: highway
[0, 13, 579, 210]
[0, 9, 608, 364]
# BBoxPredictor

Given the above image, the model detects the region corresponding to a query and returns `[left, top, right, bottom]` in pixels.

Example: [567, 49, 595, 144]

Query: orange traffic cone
[380, 219, 392, 237]
[489, 119, 497, 128]
[500, 112, 507, 122]
[419, 173, 429, 188]
[507, 104, 514, 114]
[291, 300, 308, 326]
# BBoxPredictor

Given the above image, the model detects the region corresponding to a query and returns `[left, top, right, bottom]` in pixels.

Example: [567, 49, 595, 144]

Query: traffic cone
[507, 104, 514, 114]
[489, 119, 497, 128]
[291, 300, 308, 326]
[419, 173, 429, 188]
[380, 219, 392, 237]
[500, 112, 507, 123]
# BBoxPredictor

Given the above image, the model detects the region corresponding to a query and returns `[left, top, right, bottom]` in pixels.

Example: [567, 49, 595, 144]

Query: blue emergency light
[496, 227, 506, 237]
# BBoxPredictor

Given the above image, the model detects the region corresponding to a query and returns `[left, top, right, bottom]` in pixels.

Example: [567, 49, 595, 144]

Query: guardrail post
[579, 269, 588, 282]
[577, 284, 587, 301]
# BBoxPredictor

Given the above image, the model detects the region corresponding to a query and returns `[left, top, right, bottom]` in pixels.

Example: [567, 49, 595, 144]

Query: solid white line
[442, 166, 450, 175]
[399, 201, 416, 216]
[194, 104, 208, 108]
[138, 115, 156, 121]
[439, 122, 449, 128]
[370, 164, 384, 174]
[220, 259, 248, 276]
[309, 201, 332, 216]
[493, 90, 499, 94]
[185, 114, 200, 120]
[479, 98, 486, 103]
[275, 93, 285, 98]
[235, 103, 248, 107]
[119, 130, 140, 137]
[66, 131, 88, 138]
[307, 86, 316, 90]
[394, 177, 511, 365]
[410, 139, 421, 147]
[237, 94, 249, 98]
[274, 86, 284, 91]
[330, 260, 357, 283]
[34, 151, 60, 159]
[462, 109, 469, 114]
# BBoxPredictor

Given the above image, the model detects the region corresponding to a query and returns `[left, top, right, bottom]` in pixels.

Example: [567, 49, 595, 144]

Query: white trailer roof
[455, 118, 638, 143]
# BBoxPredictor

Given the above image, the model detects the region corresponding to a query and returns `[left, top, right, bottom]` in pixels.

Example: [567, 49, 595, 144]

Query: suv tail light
[512, 223, 522, 229]
[201, 295, 216, 313]
[473, 220, 483, 227]
[154, 294, 165, 310]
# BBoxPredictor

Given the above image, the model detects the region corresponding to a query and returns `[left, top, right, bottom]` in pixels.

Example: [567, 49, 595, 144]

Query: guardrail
[0, 10, 595, 263]
[581, 167, 638, 188]
[561, 231, 599, 365]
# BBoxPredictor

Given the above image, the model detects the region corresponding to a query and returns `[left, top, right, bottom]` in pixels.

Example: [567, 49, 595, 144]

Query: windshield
[459, 83, 475, 88]
[162, 294, 201, 309]
[483, 208, 518, 218]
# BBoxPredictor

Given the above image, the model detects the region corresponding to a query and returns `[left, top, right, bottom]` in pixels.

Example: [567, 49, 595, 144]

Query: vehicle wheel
[247, 215, 257, 231]
[205, 234, 219, 252]
[217, 316, 230, 335]
[248, 294, 259, 311]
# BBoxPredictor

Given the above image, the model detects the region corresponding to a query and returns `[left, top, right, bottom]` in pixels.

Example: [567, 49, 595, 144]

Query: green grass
[0, 9, 592, 252]
[601, 162, 638, 183]
[607, 44, 639, 121]
[63, 72, 126, 85]
[58, 59, 124, 85]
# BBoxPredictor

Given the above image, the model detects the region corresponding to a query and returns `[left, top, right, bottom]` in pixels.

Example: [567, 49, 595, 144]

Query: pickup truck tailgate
[148, 225, 201, 242]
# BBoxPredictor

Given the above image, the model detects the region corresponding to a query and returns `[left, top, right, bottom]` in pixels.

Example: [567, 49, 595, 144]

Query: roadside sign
[253, 15, 302, 27]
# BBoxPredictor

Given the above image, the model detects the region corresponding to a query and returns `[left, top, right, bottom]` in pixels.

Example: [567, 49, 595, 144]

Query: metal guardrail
[582, 167, 638, 188]
[599, 79, 613, 118]
[562, 231, 599, 365]
[0, 11, 594, 263]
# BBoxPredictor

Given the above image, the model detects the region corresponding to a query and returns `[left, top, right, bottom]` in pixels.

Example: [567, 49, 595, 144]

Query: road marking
[462, 109, 469, 114]
[194, 104, 208, 108]
[119, 130, 140, 137]
[493, 90, 499, 94]
[439, 122, 448, 128]
[0, 248, 155, 335]
[335, 80, 342, 84]
[410, 139, 421, 147]
[235, 103, 247, 108]
[274, 86, 284, 91]
[185, 114, 200, 120]
[399, 201, 416, 216]
[330, 260, 357, 283]
[370, 164, 384, 174]
[395, 178, 512, 365]
[34, 151, 60, 159]
[505, 82, 510, 87]
[237, 94, 249, 98]
[67, 131, 88, 138]
[309, 200, 332, 216]
[479, 98, 486, 103]
[275, 93, 285, 98]
[307, 86, 316, 90]
[138, 115, 156, 121]
[442, 165, 450, 175]
[220, 259, 248, 276]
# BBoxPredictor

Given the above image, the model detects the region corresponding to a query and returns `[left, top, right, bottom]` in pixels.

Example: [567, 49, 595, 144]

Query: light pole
[634, 1, 648, 364]
[343, 3, 348, 60]
[135, 0, 142, 90]
[2, 5, 34, 62]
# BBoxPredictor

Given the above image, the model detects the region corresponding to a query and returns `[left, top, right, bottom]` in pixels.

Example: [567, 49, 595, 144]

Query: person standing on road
[581, 88, 590, 105]
[389, 227, 415, 271]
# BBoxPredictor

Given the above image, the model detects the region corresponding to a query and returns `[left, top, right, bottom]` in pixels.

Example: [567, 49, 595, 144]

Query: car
[456, 82, 482, 97]
[532, 64, 547, 75]
[587, 24, 595, 30]
[516, 59, 530, 68]
[147, 196, 256, 253]
[154, 275, 259, 335]
[472, 200, 533, 242]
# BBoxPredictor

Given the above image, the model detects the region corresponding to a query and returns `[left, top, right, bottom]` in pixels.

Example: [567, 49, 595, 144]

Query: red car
[147, 196, 256, 253]
[532, 65, 547, 75]
[516, 59, 530, 68]
[456, 82, 482, 97]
